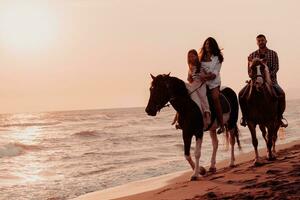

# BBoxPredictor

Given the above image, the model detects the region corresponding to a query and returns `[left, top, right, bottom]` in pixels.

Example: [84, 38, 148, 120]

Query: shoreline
[73, 139, 300, 200]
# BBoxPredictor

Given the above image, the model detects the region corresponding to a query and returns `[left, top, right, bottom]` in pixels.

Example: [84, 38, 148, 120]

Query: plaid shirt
[248, 48, 279, 84]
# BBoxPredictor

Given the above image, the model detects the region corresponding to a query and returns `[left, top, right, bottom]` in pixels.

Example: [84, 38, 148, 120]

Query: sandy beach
[74, 139, 300, 200]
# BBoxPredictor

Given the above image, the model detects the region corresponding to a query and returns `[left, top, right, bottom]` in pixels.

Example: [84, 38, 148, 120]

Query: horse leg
[272, 123, 280, 155]
[183, 136, 195, 171]
[229, 129, 236, 167]
[266, 125, 276, 161]
[266, 123, 279, 160]
[259, 124, 267, 144]
[209, 130, 218, 173]
[191, 137, 203, 181]
[272, 133, 277, 155]
[248, 122, 260, 165]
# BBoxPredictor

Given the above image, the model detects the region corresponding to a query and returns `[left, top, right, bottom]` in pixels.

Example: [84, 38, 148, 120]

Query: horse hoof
[268, 156, 277, 161]
[229, 164, 236, 168]
[199, 166, 206, 176]
[208, 167, 217, 173]
[253, 161, 263, 167]
[190, 176, 198, 181]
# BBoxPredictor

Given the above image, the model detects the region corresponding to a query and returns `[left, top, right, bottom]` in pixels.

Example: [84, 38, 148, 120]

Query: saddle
[207, 87, 231, 115]
[204, 87, 231, 131]
[240, 81, 279, 100]
[185, 84, 231, 131]
[239, 81, 287, 127]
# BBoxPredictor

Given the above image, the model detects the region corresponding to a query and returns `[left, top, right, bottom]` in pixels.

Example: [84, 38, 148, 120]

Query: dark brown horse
[239, 59, 280, 164]
[146, 73, 240, 180]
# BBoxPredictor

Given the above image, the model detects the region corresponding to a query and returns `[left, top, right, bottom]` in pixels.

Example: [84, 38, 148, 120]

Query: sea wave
[0, 122, 61, 128]
[150, 133, 175, 139]
[106, 157, 158, 166]
[103, 124, 125, 129]
[0, 142, 41, 158]
[73, 167, 115, 177]
[69, 115, 112, 122]
[72, 130, 103, 138]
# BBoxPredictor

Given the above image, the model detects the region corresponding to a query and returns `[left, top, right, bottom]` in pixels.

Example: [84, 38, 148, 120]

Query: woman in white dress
[187, 49, 211, 128]
[172, 49, 211, 129]
[198, 37, 225, 134]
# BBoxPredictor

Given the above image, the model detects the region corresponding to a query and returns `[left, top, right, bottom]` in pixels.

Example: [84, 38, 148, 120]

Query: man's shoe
[240, 118, 247, 127]
[280, 118, 288, 128]
[175, 123, 182, 130]
[217, 125, 225, 134]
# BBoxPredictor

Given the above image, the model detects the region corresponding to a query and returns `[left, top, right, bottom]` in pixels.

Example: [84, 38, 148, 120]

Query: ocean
[0, 99, 299, 200]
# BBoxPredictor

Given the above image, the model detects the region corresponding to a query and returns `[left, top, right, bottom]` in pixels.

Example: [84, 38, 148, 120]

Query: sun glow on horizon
[0, 3, 58, 54]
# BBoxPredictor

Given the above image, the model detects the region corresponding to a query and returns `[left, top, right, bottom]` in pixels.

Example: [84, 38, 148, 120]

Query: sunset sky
[0, 0, 299, 113]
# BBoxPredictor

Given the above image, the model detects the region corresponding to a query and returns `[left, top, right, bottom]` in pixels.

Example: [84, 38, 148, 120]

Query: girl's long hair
[199, 37, 224, 63]
[188, 49, 201, 73]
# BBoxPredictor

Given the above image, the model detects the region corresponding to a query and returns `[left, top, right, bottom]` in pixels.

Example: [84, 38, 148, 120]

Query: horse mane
[263, 66, 272, 86]
[250, 58, 261, 68]
[248, 60, 274, 99]
[168, 76, 189, 97]
[247, 80, 253, 100]
[250, 58, 272, 86]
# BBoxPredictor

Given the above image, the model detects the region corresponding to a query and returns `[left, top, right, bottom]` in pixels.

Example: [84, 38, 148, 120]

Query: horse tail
[224, 123, 241, 150]
[234, 126, 242, 150]
[221, 87, 242, 150]
[221, 87, 239, 130]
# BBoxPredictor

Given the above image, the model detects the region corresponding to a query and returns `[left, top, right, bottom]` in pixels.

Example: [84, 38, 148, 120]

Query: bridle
[151, 77, 172, 113]
[252, 74, 263, 79]
[251, 64, 265, 82]
[154, 76, 205, 112]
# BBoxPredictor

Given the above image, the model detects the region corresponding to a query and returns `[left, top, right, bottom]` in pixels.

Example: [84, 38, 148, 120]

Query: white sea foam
[0, 142, 41, 158]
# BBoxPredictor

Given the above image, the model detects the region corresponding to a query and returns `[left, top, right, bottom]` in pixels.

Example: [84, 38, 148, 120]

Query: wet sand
[74, 140, 300, 200]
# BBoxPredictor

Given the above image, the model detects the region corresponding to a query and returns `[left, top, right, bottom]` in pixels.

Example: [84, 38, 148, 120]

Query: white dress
[201, 56, 222, 89]
[186, 65, 210, 114]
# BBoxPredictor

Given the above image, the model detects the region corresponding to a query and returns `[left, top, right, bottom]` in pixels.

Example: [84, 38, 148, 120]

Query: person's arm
[201, 72, 216, 81]
[271, 52, 279, 76]
[199, 70, 210, 82]
[204, 56, 220, 81]
[248, 55, 253, 78]
[187, 67, 193, 83]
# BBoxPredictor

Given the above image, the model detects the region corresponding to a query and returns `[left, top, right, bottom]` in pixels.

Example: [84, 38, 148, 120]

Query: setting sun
[0, 2, 58, 53]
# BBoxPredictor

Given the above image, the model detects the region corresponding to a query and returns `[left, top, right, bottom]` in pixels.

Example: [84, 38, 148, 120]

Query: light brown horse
[239, 59, 280, 164]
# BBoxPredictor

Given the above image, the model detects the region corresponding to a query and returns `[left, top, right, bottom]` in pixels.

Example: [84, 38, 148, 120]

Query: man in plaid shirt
[239, 34, 287, 127]
[248, 37, 279, 84]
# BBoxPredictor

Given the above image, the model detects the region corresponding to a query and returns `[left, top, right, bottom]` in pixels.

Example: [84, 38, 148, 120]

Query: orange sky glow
[0, 0, 299, 113]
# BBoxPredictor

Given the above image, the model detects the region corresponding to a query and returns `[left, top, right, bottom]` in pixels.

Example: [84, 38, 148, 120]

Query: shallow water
[0, 99, 299, 200]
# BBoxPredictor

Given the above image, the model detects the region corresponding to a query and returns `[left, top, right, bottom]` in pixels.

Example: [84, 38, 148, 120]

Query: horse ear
[150, 74, 155, 80]
[167, 72, 171, 76]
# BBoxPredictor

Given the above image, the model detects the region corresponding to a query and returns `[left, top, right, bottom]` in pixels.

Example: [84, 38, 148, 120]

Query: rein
[188, 82, 205, 96]
[162, 80, 205, 110]
[252, 74, 263, 79]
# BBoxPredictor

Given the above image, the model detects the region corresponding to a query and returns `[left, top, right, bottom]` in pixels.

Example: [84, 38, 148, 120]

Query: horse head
[249, 58, 272, 91]
[145, 73, 171, 116]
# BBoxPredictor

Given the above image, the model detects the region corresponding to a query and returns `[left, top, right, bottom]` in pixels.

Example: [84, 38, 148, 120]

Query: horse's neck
[168, 77, 192, 114]
[169, 96, 190, 114]
[168, 77, 188, 96]
[249, 87, 276, 106]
